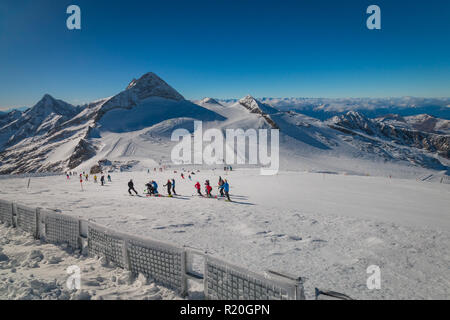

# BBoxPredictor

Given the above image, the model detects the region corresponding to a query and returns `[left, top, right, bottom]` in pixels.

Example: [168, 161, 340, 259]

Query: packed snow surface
[0, 168, 448, 299]
[0, 224, 181, 300]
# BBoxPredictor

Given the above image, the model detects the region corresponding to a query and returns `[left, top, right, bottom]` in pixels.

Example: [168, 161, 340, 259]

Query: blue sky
[0, 0, 449, 109]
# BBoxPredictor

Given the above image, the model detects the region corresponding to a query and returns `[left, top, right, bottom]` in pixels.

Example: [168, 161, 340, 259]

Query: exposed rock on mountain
[330, 111, 450, 163]
[0, 95, 80, 150]
[68, 138, 97, 169]
[405, 114, 450, 135]
[238, 95, 280, 129]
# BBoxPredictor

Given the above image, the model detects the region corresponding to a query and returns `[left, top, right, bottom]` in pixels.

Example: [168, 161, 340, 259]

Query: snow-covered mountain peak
[345, 110, 367, 119]
[334, 111, 370, 125]
[95, 72, 186, 119]
[330, 111, 377, 135]
[41, 93, 54, 102]
[200, 97, 222, 105]
[124, 72, 184, 101]
[239, 95, 260, 111]
[27, 94, 76, 118]
[238, 95, 278, 113]
[237, 95, 280, 129]
[35, 94, 58, 108]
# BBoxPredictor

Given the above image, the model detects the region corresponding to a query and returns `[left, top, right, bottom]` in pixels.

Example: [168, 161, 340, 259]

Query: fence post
[181, 249, 188, 298]
[36, 207, 45, 239]
[123, 239, 131, 270]
[78, 219, 89, 253]
[33, 207, 40, 239]
[267, 270, 306, 300]
[11, 202, 17, 228]
[295, 278, 306, 300]
[203, 252, 209, 299]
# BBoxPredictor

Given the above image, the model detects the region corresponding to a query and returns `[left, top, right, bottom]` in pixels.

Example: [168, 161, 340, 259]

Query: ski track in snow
[0, 169, 449, 299]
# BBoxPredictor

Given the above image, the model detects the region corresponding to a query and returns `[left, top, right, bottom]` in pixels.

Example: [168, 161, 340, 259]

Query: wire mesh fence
[0, 198, 307, 300]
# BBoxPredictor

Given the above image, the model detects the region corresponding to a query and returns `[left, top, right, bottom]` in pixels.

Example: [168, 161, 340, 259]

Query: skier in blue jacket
[220, 180, 231, 201]
[152, 181, 159, 195]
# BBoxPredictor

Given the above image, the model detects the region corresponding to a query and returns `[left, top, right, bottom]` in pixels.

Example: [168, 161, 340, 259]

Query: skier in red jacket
[206, 185, 213, 197]
[195, 182, 202, 196]
[205, 180, 213, 197]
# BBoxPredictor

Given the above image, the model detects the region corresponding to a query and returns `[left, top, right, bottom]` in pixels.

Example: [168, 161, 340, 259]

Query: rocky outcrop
[67, 139, 97, 169]
[90, 164, 102, 174]
[239, 95, 280, 129]
[331, 111, 450, 159]
[0, 94, 79, 150]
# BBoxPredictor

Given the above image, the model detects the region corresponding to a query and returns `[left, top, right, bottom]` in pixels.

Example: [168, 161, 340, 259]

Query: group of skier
[88, 173, 112, 186]
[127, 178, 176, 197]
[127, 175, 231, 201]
[194, 176, 230, 201]
[163, 179, 177, 196]
[71, 171, 112, 187]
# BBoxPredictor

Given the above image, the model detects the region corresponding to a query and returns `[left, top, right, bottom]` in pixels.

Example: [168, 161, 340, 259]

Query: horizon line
[2, 95, 449, 112]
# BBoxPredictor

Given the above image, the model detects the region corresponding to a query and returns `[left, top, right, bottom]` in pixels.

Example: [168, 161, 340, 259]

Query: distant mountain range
[219, 97, 450, 121]
[0, 106, 29, 114]
[0, 72, 448, 178]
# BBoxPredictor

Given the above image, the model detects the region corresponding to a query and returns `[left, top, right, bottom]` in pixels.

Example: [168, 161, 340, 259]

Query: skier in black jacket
[128, 180, 138, 195]
[218, 176, 225, 197]
[163, 179, 172, 196]
[145, 182, 154, 195]
[171, 178, 177, 195]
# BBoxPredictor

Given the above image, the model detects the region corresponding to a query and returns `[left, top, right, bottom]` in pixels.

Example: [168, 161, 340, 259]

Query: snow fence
[0, 172, 62, 180]
[0, 199, 14, 226]
[204, 256, 304, 300]
[0, 198, 305, 300]
[15, 204, 38, 237]
[87, 223, 128, 269]
[40, 209, 81, 249]
[127, 235, 187, 294]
